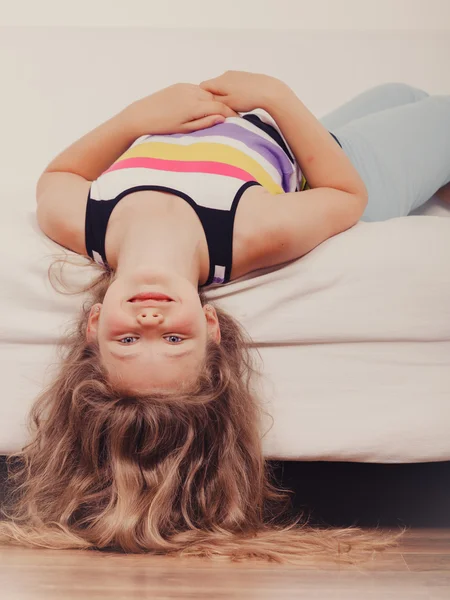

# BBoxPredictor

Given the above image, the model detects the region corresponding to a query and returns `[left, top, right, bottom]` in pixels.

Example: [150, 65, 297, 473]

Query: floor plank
[0, 528, 449, 599]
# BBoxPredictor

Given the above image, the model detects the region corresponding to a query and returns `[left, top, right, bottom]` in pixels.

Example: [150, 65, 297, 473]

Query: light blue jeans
[318, 82, 450, 221]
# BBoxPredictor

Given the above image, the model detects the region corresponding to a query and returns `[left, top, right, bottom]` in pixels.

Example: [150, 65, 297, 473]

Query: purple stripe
[167, 122, 294, 192]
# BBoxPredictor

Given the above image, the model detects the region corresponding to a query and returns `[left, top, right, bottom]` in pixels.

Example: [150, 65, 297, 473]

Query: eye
[118, 335, 184, 345]
[118, 336, 138, 345]
[165, 335, 183, 344]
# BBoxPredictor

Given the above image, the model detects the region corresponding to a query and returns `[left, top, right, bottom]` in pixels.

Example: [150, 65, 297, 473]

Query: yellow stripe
[118, 141, 284, 195]
[300, 173, 311, 191]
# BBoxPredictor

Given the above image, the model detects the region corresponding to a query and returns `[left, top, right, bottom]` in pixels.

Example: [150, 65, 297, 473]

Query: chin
[129, 267, 175, 283]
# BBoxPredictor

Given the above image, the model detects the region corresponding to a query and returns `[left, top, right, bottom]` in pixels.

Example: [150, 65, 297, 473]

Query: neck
[108, 203, 206, 288]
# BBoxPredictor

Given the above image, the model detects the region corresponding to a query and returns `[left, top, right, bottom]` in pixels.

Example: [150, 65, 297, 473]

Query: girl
[2, 71, 448, 564]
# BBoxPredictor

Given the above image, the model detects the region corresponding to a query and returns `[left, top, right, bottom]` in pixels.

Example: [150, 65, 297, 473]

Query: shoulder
[231, 185, 283, 278]
[36, 171, 91, 256]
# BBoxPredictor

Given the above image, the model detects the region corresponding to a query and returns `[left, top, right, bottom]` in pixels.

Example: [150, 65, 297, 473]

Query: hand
[122, 83, 238, 136]
[199, 70, 288, 113]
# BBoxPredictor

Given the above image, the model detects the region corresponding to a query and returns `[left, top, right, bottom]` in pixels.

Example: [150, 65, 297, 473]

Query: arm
[37, 110, 137, 190]
[200, 72, 368, 267]
[36, 83, 236, 197]
[262, 85, 368, 198]
[251, 90, 369, 262]
[200, 71, 368, 201]
[246, 186, 365, 273]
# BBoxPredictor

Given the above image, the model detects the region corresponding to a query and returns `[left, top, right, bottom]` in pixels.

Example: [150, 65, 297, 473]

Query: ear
[86, 303, 102, 343]
[204, 304, 221, 345]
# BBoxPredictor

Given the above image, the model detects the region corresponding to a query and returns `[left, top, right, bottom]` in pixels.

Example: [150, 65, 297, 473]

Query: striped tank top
[85, 109, 342, 287]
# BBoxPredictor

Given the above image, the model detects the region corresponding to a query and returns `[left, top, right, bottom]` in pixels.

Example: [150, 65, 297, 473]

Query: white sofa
[1, 26, 449, 462]
[2, 188, 449, 461]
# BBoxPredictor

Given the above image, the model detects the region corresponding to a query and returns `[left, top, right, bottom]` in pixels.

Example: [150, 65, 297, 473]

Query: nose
[136, 309, 164, 326]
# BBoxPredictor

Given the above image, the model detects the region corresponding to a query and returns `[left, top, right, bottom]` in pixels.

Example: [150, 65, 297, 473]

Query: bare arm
[245, 186, 366, 273]
[200, 71, 368, 201]
[36, 83, 236, 197]
[262, 85, 368, 198]
[37, 110, 137, 193]
[199, 71, 369, 268]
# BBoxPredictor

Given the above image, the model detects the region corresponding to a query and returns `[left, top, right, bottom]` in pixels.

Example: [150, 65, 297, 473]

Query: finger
[210, 96, 239, 117]
[221, 104, 240, 117]
[199, 78, 224, 95]
[182, 115, 226, 132]
[195, 100, 235, 119]
[213, 101, 237, 118]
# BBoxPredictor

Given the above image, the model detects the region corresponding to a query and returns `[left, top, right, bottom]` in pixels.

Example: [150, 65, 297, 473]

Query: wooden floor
[1, 528, 450, 599]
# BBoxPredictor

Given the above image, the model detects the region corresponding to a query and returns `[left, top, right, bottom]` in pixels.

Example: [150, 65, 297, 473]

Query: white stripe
[138, 113, 287, 158]
[227, 112, 289, 150]
[91, 168, 247, 211]
[213, 265, 226, 283]
[125, 110, 298, 182]
[92, 250, 105, 265]
[244, 109, 296, 163]
[128, 133, 288, 187]
[243, 109, 301, 191]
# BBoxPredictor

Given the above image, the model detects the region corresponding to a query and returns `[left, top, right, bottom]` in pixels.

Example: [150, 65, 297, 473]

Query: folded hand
[123, 83, 239, 136]
[200, 70, 285, 113]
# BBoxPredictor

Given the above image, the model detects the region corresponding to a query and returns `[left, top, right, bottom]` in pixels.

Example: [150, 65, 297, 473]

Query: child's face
[86, 267, 220, 393]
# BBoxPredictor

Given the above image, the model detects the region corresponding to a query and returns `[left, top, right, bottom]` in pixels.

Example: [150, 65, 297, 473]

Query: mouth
[128, 292, 174, 303]
[129, 300, 173, 309]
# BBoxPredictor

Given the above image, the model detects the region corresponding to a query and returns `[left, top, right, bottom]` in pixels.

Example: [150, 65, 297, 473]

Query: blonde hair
[0, 256, 407, 565]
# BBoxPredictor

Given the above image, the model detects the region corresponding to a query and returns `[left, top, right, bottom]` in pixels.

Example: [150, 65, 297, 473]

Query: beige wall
[1, 0, 450, 188]
[2, 0, 450, 30]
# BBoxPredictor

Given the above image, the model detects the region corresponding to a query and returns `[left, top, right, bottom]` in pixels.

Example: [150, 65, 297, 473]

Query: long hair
[0, 254, 407, 565]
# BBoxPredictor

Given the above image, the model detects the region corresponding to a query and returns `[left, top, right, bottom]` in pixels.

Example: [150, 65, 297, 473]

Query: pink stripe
[104, 157, 256, 182]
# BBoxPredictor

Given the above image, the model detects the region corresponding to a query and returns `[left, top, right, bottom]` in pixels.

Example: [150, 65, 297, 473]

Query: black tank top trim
[85, 181, 261, 287]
